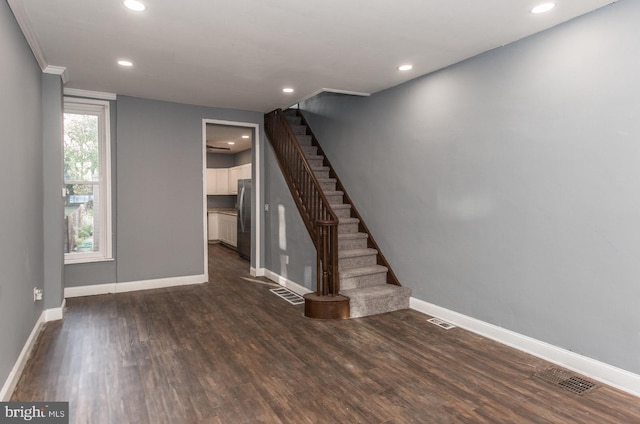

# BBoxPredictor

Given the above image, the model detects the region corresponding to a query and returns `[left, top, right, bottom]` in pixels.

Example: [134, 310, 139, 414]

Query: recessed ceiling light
[398, 64, 413, 71]
[117, 59, 133, 67]
[227, 141, 235, 145]
[123, 0, 146, 12]
[241, 135, 250, 139]
[283, 88, 294, 93]
[531, 3, 555, 14]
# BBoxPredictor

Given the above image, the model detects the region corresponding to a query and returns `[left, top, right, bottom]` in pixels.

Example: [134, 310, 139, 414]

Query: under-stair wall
[263, 137, 318, 290]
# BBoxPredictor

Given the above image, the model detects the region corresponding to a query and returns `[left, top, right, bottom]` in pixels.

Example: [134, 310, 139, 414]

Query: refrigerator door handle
[239, 185, 245, 232]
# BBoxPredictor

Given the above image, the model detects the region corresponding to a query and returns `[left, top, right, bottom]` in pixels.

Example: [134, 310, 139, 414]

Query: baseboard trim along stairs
[282, 109, 411, 318]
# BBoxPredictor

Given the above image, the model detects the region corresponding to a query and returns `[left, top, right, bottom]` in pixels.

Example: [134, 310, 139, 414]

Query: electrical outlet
[33, 287, 43, 302]
[264, 204, 269, 212]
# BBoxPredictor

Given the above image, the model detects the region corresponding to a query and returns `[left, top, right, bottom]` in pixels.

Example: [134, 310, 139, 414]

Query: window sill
[64, 255, 115, 265]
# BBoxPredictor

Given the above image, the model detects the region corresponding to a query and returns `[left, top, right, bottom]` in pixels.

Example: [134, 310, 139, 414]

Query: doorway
[202, 119, 261, 280]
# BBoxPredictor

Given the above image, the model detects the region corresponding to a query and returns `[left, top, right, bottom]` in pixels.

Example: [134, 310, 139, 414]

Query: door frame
[202, 119, 261, 279]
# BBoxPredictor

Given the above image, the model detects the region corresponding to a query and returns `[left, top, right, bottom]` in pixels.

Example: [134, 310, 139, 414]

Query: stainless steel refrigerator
[237, 179, 251, 260]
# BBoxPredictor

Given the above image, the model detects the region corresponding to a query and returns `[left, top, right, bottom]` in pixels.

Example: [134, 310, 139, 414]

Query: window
[63, 98, 112, 263]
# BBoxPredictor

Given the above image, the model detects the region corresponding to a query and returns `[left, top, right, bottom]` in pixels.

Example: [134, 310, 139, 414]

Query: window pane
[64, 113, 99, 182]
[63, 97, 112, 263]
[64, 183, 100, 254]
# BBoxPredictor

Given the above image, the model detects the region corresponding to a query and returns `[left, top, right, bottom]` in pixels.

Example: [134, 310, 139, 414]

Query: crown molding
[63, 88, 117, 101]
[43, 65, 69, 84]
[288, 87, 371, 109]
[320, 88, 371, 97]
[7, 0, 47, 70]
[8, 1, 69, 84]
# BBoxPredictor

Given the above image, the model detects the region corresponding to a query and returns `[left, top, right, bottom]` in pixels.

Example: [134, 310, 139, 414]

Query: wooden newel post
[317, 222, 331, 296]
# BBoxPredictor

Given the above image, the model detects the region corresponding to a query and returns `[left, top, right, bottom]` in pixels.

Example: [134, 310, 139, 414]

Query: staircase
[266, 108, 410, 318]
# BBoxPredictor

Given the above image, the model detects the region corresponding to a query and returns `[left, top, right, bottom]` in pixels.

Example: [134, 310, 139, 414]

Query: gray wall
[41, 74, 64, 309]
[263, 142, 316, 289]
[0, 0, 44, 392]
[116, 96, 263, 282]
[234, 149, 252, 166]
[301, 1, 640, 374]
[206, 152, 235, 168]
[63, 95, 297, 287]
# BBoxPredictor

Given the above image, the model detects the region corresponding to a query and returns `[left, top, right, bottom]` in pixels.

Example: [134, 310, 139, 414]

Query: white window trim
[64, 97, 113, 264]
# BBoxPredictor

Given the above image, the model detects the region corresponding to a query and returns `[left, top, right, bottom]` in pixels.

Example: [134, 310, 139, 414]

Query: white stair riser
[338, 254, 377, 270]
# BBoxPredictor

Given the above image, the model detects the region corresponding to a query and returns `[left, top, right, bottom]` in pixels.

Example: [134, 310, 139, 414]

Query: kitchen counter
[208, 208, 238, 216]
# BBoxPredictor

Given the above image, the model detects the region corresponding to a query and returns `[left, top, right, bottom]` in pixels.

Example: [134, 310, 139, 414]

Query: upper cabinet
[206, 168, 230, 195]
[207, 164, 251, 195]
[228, 163, 252, 194]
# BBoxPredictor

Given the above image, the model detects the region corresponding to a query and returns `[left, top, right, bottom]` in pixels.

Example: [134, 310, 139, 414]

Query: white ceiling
[206, 124, 252, 154]
[11, 0, 617, 112]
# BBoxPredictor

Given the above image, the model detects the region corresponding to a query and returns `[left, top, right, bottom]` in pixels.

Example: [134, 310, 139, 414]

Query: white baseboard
[0, 311, 45, 401]
[410, 297, 640, 398]
[250, 267, 266, 277]
[64, 274, 207, 298]
[44, 299, 65, 321]
[263, 270, 313, 295]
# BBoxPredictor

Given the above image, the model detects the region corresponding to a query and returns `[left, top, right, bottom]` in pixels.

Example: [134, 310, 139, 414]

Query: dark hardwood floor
[11, 244, 640, 423]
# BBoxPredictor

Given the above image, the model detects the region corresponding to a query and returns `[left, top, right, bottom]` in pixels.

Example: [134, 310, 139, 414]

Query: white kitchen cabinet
[207, 212, 219, 241]
[228, 163, 251, 194]
[228, 166, 242, 194]
[242, 163, 252, 180]
[218, 214, 237, 247]
[206, 168, 230, 195]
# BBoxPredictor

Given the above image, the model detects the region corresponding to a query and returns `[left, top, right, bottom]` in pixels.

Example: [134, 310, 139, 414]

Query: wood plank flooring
[11, 244, 640, 423]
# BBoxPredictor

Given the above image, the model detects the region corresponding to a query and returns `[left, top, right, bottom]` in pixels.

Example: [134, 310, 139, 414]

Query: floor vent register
[270, 287, 305, 305]
[534, 367, 597, 395]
